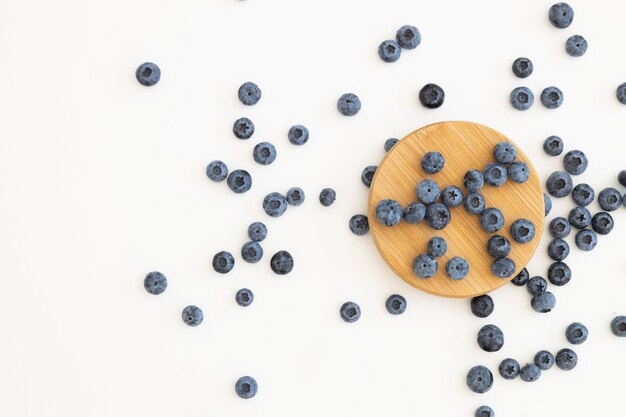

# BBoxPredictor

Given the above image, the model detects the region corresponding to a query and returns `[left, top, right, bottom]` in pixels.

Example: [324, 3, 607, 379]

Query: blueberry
[349, 214, 369, 236]
[618, 169, 626, 187]
[233, 117, 255, 140]
[253, 142, 277, 165]
[549, 217, 571, 238]
[464, 192, 486, 215]
[270, 250, 294, 275]
[511, 267, 529, 286]
[319, 188, 336, 207]
[385, 294, 407, 315]
[378, 40, 402, 63]
[591, 212, 614, 235]
[227, 169, 252, 193]
[396, 25, 421, 49]
[544, 193, 552, 216]
[425, 203, 451, 230]
[375, 199, 403, 226]
[238, 82, 262, 106]
[466, 365, 493, 394]
[235, 288, 254, 307]
[285, 187, 305, 206]
[598, 187, 623, 211]
[135, 62, 161, 86]
[247, 222, 267, 242]
[263, 192, 288, 217]
[427, 236, 447, 257]
[566, 322, 589, 345]
[512, 57, 534, 78]
[213, 251, 235, 274]
[508, 162, 529, 183]
[571, 183, 595, 206]
[575, 229, 597, 251]
[531, 291, 556, 313]
[206, 160, 229, 182]
[610, 315, 626, 337]
[480, 208, 505, 233]
[287, 124, 309, 145]
[549, 2, 574, 28]
[509, 86, 534, 110]
[441, 186, 464, 208]
[491, 258, 516, 278]
[416, 179, 441, 204]
[563, 150, 588, 175]
[493, 142, 517, 164]
[534, 350, 555, 370]
[384, 138, 399, 152]
[144, 271, 167, 295]
[337, 93, 361, 116]
[361, 165, 377, 187]
[547, 238, 570, 261]
[548, 261, 572, 286]
[527, 276, 548, 295]
[487, 235, 511, 258]
[464, 169, 485, 192]
[519, 363, 541, 382]
[499, 358, 520, 379]
[546, 171, 573, 198]
[403, 202, 426, 224]
[475, 406, 495, 417]
[565, 35, 588, 57]
[483, 163, 508, 187]
[418, 83, 445, 109]
[241, 241, 263, 263]
[543, 135, 564, 156]
[182, 305, 203, 326]
[555, 348, 578, 371]
[568, 206, 592, 229]
[340, 301, 361, 323]
[540, 86, 564, 109]
[413, 253, 438, 278]
[446, 257, 469, 280]
[471, 295, 494, 318]
[421, 152, 445, 174]
[617, 83, 626, 105]
[235, 376, 258, 399]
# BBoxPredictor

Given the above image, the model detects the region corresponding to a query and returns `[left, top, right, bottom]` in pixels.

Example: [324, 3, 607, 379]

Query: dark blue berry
[610, 316, 626, 337]
[340, 301, 361, 323]
[375, 199, 403, 226]
[543, 135, 564, 156]
[396, 25, 421, 49]
[534, 350, 555, 370]
[547, 238, 570, 261]
[531, 291, 556, 313]
[253, 142, 277, 165]
[144, 271, 167, 295]
[421, 151, 445, 174]
[403, 202, 426, 224]
[575, 229, 597, 251]
[227, 169, 252, 193]
[471, 295, 494, 318]
[241, 241, 263, 263]
[233, 117, 254, 139]
[464, 192, 486, 215]
[510, 86, 534, 110]
[235, 376, 258, 399]
[568, 206, 591, 229]
[512, 57, 533, 78]
[519, 363, 541, 382]
[361, 165, 377, 187]
[464, 169, 484, 192]
[549, 2, 574, 28]
[378, 40, 401, 63]
[508, 162, 529, 183]
[618, 169, 626, 187]
[548, 261, 571, 286]
[566, 322, 588, 345]
[555, 348, 578, 371]
[446, 257, 469, 280]
[287, 124, 309, 145]
[499, 358, 520, 379]
[494, 142, 517, 164]
[483, 163, 507, 187]
[427, 236, 447, 257]
[480, 208, 505, 233]
[349, 214, 369, 236]
[238, 82, 261, 106]
[182, 305, 203, 326]
[466, 365, 493, 394]
[213, 251, 235, 274]
[385, 294, 407, 315]
[541, 86, 564, 109]
[487, 235, 511, 258]
[206, 160, 228, 182]
[416, 179, 441, 204]
[527, 276, 547, 295]
[572, 183, 595, 206]
[591, 212, 614, 235]
[550, 217, 571, 238]
[598, 187, 623, 211]
[425, 203, 451, 230]
[235, 288, 254, 307]
[384, 138, 399, 152]
[319, 188, 336, 207]
[511, 267, 529, 286]
[546, 171, 573, 198]
[286, 187, 305, 206]
[263, 192, 288, 217]
[413, 253, 437, 278]
[563, 150, 588, 175]
[565, 35, 587, 57]
[419, 83, 445, 109]
[491, 258, 515, 278]
[441, 186, 464, 208]
[337, 93, 361, 116]
[475, 406, 494, 417]
[135, 62, 161, 86]
[270, 250, 294, 275]
[544, 193, 552, 216]
[247, 222, 267, 242]
[617, 84, 626, 105]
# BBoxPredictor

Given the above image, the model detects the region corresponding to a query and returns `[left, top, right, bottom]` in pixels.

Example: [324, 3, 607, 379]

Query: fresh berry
[385, 294, 407, 315]
[233, 117, 254, 140]
[571, 183, 595, 206]
[531, 291, 556, 313]
[540, 86, 564, 109]
[349, 214, 370, 236]
[546, 171, 573, 197]
[555, 348, 578, 371]
[247, 222, 267, 242]
[253, 142, 277, 165]
[568, 206, 592, 229]
[427, 236, 447, 257]
[544, 193, 552, 216]
[206, 160, 228, 182]
[575, 229, 597, 251]
[510, 219, 535, 243]
[403, 202, 426, 224]
[378, 40, 402, 63]
[511, 267, 529, 286]
[475, 406, 494, 417]
[340, 301, 361, 323]
[547, 238, 570, 261]
[480, 208, 505, 233]
[287, 124, 309, 145]
[610, 316, 626, 337]
[135, 62, 161, 86]
[512, 57, 533, 78]
[549, 2, 574, 28]
[491, 258, 516, 278]
[527, 276, 547, 295]
[319, 188, 336, 207]
[563, 150, 588, 175]
[446, 257, 469, 280]
[413, 253, 438, 278]
[466, 365, 493, 394]
[566, 322, 589, 345]
[238, 82, 262, 106]
[464, 192, 486, 215]
[519, 363, 541, 382]
[182, 305, 203, 326]
[375, 199, 403, 226]
[543, 135, 564, 156]
[419, 83, 445, 109]
[384, 138, 399, 152]
[508, 161, 529, 183]
[425, 203, 451, 230]
[144, 271, 167, 295]
[416, 179, 441, 204]
[263, 192, 288, 217]
[337, 93, 361, 116]
[270, 251, 294, 275]
[598, 187, 623, 211]
[510, 86, 534, 110]
[534, 350, 555, 370]
[499, 358, 520, 379]
[494, 141, 517, 164]
[421, 151, 445, 174]
[550, 217, 571, 238]
[565, 35, 588, 57]
[441, 186, 464, 207]
[487, 235, 511, 258]
[591, 212, 614, 235]
[361, 165, 377, 187]
[464, 169, 485, 192]
[617, 83, 626, 105]
[213, 251, 235, 274]
[227, 169, 252, 193]
[241, 241, 263, 263]
[483, 163, 508, 187]
[235, 376, 258, 399]
[396, 25, 421, 49]
[618, 169, 626, 187]
[235, 288, 254, 307]
[548, 261, 572, 286]
[471, 295, 494, 318]
[286, 187, 305, 206]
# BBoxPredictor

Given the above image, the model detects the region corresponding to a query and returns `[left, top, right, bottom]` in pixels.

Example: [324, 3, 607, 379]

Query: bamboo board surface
[368, 121, 545, 298]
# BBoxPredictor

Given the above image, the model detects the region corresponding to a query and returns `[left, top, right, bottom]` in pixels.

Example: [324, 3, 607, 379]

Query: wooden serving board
[368, 121, 545, 298]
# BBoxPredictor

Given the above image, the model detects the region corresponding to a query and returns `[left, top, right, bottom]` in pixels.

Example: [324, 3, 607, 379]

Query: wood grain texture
[368, 121, 545, 298]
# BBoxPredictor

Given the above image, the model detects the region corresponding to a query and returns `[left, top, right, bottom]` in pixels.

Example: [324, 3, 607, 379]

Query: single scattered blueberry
[340, 301, 361, 323]
[527, 276, 548, 295]
[618, 169, 626, 187]
[475, 406, 494, 417]
[563, 150, 588, 175]
[233, 117, 255, 140]
[287, 124, 309, 145]
[464, 170, 484, 192]
[446, 257, 469, 280]
[419, 83, 445, 109]
[598, 187, 623, 211]
[441, 186, 464, 208]
[361, 165, 377, 187]
[144, 271, 167, 295]
[591, 212, 614, 235]
[235, 288, 254, 307]
[427, 236, 447, 257]
[540, 86, 564, 109]
[565, 35, 588, 57]
[491, 258, 516, 278]
[610, 315, 626, 337]
[464, 192, 486, 215]
[425, 203, 451, 230]
[466, 365, 494, 394]
[543, 135, 564, 156]
[531, 291, 556, 313]
[235, 376, 258, 399]
[546, 171, 573, 198]
[337, 93, 361, 116]
[413, 253, 438, 278]
[555, 348, 578, 371]
[182, 305, 203, 327]
[238, 82, 262, 106]
[494, 142, 517, 164]
[286, 187, 305, 206]
[575, 229, 597, 251]
[487, 235, 511, 258]
[396, 25, 421, 49]
[511, 267, 529, 286]
[509, 86, 534, 110]
[550, 217, 571, 239]
[227, 169, 252, 194]
[519, 363, 541, 382]
[384, 138, 399, 152]
[135, 62, 161, 87]
[403, 202, 426, 224]
[508, 162, 529, 183]
[544, 193, 552, 216]
[480, 208, 505, 233]
[385, 294, 407, 315]
[549, 2, 574, 28]
[617, 83, 626, 105]
[253, 142, 277, 165]
[571, 183, 595, 206]
[206, 160, 229, 182]
[471, 295, 494, 318]
[499, 358, 520, 379]
[568, 206, 592, 229]
[547, 238, 570, 261]
[241, 241, 263, 263]
[375, 199, 403, 226]
[213, 251, 235, 274]
[416, 179, 441, 204]
[483, 163, 508, 187]
[421, 151, 445, 174]
[319, 188, 336, 207]
[248, 222, 267, 242]
[566, 322, 589, 345]
[349, 214, 370, 236]
[263, 192, 288, 217]
[512, 57, 533, 78]
[378, 39, 402, 63]
[548, 261, 572, 286]
[534, 350, 555, 370]
[270, 250, 294, 275]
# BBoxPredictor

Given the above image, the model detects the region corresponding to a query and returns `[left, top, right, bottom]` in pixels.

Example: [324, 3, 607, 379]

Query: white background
[0, 0, 625, 416]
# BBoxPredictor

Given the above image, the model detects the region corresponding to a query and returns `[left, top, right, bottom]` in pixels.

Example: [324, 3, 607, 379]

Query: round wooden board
[368, 121, 545, 298]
